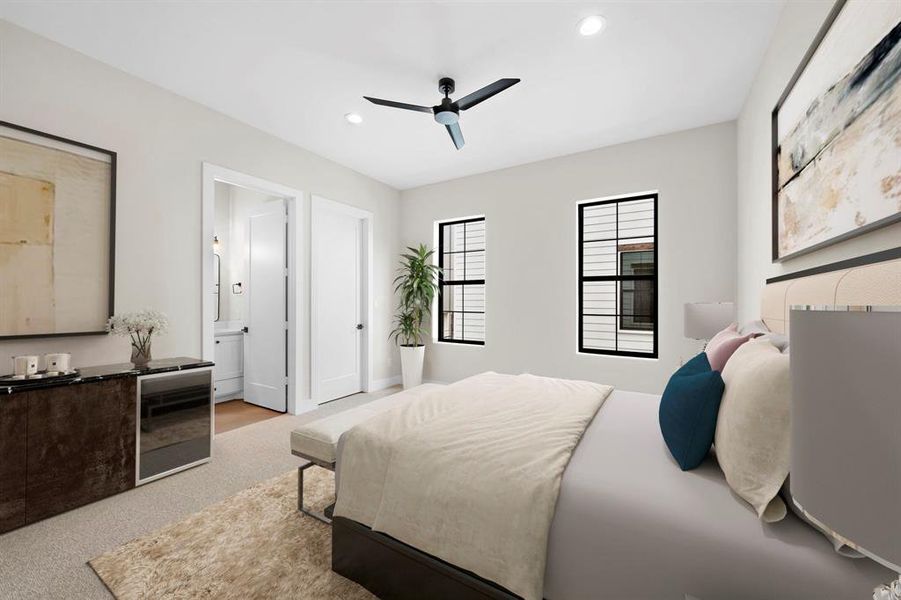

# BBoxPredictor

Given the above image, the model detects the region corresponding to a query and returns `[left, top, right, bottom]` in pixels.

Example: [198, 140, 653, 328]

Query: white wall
[0, 21, 402, 399]
[400, 122, 737, 394]
[735, 1, 901, 323]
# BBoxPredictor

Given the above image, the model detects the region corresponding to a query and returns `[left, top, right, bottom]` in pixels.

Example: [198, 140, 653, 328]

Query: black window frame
[578, 193, 658, 359]
[618, 250, 655, 332]
[438, 217, 486, 345]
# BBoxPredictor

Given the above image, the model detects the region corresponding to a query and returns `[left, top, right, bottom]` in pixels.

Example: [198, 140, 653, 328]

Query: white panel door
[244, 200, 287, 412]
[314, 206, 363, 402]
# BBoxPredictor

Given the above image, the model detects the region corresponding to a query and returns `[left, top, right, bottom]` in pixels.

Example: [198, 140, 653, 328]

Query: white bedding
[333, 372, 611, 600]
[333, 384, 892, 599]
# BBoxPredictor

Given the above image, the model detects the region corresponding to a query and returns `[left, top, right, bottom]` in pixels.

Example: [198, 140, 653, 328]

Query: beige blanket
[333, 372, 612, 600]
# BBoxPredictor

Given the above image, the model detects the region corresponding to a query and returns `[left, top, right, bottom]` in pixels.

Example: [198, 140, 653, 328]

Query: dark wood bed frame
[332, 516, 521, 600]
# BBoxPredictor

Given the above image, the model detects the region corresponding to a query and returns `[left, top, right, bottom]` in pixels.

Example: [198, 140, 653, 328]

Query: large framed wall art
[0, 121, 116, 339]
[772, 0, 901, 262]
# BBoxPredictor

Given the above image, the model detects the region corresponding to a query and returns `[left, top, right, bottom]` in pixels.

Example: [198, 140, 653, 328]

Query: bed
[331, 249, 901, 600]
[544, 389, 890, 599]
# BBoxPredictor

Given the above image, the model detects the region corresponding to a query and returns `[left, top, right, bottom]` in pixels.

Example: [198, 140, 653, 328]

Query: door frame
[310, 195, 374, 403]
[201, 163, 303, 414]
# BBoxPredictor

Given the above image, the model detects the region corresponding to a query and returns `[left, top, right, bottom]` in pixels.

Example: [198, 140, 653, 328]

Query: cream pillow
[715, 338, 791, 522]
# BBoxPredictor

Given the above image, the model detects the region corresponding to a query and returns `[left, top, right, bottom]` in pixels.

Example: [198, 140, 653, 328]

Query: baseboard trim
[370, 375, 402, 391]
[368, 375, 449, 392]
[214, 392, 243, 404]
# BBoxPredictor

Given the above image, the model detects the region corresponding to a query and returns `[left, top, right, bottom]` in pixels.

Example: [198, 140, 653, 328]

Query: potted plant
[391, 244, 440, 388]
[107, 309, 169, 368]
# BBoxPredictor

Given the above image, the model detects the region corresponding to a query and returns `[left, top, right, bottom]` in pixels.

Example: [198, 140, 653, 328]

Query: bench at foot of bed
[289, 383, 445, 525]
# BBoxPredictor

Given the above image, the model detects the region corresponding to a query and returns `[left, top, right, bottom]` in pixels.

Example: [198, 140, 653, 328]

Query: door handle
[356, 324, 364, 330]
[242, 326, 249, 333]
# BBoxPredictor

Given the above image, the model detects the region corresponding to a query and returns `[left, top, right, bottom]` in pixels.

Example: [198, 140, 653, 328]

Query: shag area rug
[89, 467, 373, 599]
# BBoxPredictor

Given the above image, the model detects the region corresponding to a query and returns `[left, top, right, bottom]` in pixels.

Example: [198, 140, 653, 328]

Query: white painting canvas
[774, 0, 901, 260]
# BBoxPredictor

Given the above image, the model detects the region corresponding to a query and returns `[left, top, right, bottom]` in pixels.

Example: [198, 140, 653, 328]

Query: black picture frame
[771, 0, 901, 262]
[0, 120, 116, 340]
[766, 246, 901, 285]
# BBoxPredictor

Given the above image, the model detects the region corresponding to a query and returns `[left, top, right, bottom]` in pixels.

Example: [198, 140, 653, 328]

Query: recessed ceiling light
[578, 15, 606, 37]
[344, 112, 363, 124]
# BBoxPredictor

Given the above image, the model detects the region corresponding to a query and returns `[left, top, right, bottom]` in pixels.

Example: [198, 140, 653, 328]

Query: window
[579, 193, 657, 358]
[438, 217, 485, 344]
[619, 250, 655, 331]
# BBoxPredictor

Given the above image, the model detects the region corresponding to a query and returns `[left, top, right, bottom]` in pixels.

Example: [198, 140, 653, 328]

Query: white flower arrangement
[107, 309, 169, 357]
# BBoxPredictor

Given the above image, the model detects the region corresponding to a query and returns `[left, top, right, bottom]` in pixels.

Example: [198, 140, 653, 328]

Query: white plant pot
[400, 345, 425, 389]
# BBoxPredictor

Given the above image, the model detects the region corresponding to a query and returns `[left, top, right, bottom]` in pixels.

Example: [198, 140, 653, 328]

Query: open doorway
[213, 182, 286, 424]
[202, 163, 304, 428]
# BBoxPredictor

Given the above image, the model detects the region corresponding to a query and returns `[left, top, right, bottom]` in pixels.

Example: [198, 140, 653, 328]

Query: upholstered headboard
[761, 254, 901, 335]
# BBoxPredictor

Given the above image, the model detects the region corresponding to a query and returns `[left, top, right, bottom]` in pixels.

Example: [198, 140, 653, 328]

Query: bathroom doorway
[201, 163, 303, 425]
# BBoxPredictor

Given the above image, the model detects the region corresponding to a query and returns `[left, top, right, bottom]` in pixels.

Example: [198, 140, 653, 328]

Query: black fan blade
[445, 122, 465, 150]
[364, 96, 433, 113]
[455, 78, 520, 111]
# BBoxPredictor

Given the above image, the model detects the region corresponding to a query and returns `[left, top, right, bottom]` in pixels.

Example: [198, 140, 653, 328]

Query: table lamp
[789, 305, 901, 600]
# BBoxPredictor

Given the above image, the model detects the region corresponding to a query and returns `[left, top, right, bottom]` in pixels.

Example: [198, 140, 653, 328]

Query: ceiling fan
[364, 77, 521, 150]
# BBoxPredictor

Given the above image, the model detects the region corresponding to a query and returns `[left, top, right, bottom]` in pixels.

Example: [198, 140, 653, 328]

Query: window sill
[576, 350, 658, 361]
[431, 341, 486, 348]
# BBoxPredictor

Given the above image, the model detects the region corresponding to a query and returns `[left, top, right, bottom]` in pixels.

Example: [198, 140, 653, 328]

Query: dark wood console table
[0, 357, 212, 534]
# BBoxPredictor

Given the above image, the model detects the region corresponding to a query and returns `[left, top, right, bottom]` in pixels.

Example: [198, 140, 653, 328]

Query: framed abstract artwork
[0, 121, 116, 339]
[772, 0, 901, 262]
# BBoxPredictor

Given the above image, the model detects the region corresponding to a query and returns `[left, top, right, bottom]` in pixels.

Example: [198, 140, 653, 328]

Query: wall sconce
[212, 235, 221, 252]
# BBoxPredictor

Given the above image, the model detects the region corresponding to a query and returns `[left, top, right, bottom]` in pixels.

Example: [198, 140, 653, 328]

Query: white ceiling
[0, 1, 784, 190]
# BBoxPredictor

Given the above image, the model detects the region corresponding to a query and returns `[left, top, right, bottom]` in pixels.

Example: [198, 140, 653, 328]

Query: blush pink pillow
[705, 323, 755, 372]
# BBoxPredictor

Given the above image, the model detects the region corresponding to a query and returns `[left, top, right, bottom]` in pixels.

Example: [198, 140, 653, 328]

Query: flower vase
[131, 342, 152, 368]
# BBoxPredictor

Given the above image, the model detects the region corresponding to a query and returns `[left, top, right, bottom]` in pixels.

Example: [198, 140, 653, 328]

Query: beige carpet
[90, 467, 373, 599]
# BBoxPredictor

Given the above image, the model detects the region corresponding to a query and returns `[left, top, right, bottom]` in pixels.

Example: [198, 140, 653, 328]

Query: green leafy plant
[390, 244, 441, 346]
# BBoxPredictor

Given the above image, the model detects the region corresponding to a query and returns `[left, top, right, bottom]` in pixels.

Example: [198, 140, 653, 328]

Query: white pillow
[760, 332, 789, 353]
[739, 320, 789, 353]
[781, 479, 863, 557]
[738, 319, 770, 336]
[715, 338, 791, 522]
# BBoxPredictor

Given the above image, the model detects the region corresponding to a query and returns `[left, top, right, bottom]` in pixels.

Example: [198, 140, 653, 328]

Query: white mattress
[544, 389, 891, 599]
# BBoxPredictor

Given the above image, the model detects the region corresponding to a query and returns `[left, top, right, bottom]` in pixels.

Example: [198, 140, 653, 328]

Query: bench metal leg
[298, 463, 332, 524]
